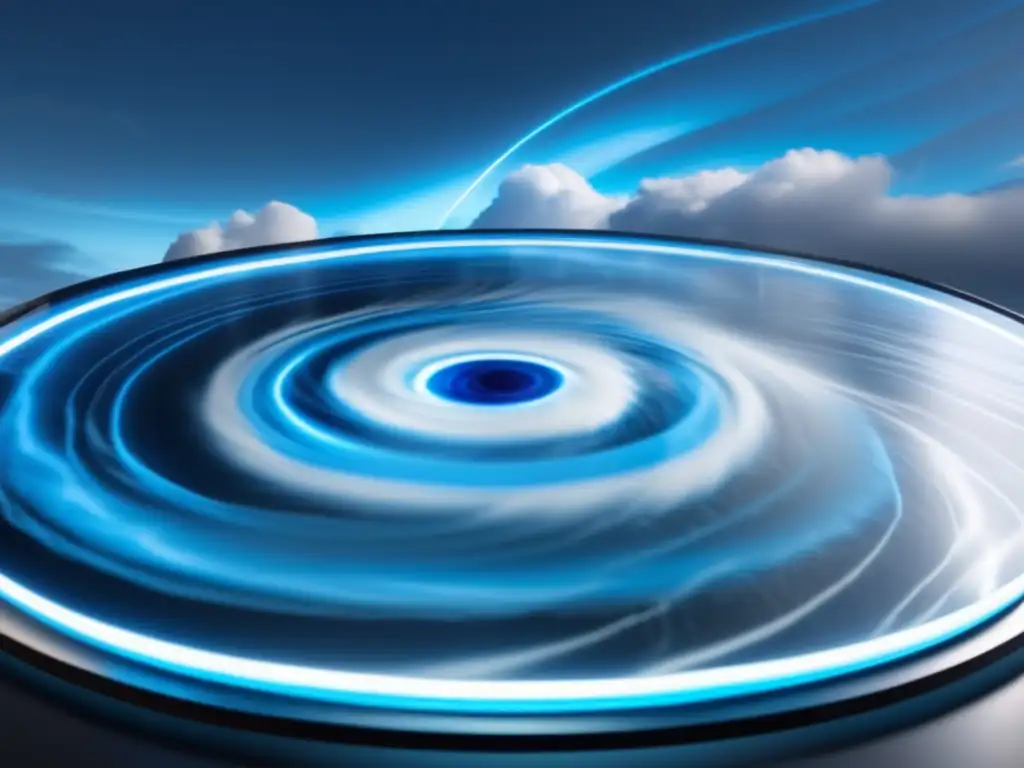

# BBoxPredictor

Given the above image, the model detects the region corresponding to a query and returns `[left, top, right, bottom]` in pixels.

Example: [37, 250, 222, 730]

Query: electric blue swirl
[1, 231, 1024, 717]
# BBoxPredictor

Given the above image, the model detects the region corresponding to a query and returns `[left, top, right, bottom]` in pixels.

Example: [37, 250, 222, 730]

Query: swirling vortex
[1, 230, 1024, 718]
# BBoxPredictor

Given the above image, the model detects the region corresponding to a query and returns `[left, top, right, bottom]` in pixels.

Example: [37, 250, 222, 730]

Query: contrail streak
[436, 0, 883, 228]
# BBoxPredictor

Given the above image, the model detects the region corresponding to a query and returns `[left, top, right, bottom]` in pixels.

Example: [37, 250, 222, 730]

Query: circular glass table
[1, 230, 1024, 741]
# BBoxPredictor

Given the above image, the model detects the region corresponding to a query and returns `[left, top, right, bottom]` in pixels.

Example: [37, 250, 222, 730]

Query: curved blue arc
[437, 0, 883, 227]
[2, 565, 1024, 713]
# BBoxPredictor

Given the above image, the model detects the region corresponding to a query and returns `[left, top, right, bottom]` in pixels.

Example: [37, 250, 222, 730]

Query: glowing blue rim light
[3, 231, 1024, 714]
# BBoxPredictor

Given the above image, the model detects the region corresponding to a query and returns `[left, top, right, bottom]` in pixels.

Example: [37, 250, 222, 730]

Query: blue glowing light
[1, 231, 1023, 717]
[437, 0, 883, 227]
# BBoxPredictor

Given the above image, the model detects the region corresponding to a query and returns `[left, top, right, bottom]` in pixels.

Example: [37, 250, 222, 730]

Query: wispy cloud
[0, 239, 97, 309]
[0, 187, 204, 227]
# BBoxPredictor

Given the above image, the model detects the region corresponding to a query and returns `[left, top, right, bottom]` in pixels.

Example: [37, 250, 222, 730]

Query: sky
[1, 0, 1023, 307]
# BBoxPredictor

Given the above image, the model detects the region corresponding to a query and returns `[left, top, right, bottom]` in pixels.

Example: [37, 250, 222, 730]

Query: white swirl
[336, 328, 635, 442]
[201, 294, 774, 515]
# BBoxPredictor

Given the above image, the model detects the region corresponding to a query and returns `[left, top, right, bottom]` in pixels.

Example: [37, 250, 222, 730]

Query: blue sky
[1, 0, 1022, 297]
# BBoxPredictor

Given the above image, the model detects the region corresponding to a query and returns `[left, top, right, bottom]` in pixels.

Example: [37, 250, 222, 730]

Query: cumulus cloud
[472, 149, 1024, 268]
[472, 164, 626, 230]
[163, 201, 318, 262]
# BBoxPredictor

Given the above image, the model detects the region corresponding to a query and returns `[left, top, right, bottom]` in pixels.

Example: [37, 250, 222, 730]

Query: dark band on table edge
[3, 610, 1024, 753]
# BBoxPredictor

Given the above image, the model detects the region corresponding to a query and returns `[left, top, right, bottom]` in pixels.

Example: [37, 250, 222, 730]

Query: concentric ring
[2, 230, 1024, 738]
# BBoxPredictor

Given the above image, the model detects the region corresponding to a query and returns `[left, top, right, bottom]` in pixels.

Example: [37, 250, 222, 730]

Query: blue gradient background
[1, 0, 1023, 305]
[2, 4, 1024, 761]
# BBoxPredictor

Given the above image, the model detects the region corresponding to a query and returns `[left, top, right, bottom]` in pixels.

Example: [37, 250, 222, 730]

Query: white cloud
[1009, 155, 1024, 168]
[472, 149, 1024, 267]
[472, 164, 626, 230]
[163, 201, 318, 262]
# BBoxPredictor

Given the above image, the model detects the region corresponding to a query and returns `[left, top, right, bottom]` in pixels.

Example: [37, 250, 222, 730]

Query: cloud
[979, 177, 1024, 194]
[163, 201, 318, 262]
[0, 240, 97, 310]
[472, 149, 1024, 268]
[471, 164, 627, 230]
[1009, 155, 1024, 168]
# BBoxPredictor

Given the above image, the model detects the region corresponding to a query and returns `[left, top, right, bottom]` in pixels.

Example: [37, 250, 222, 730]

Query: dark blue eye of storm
[426, 358, 563, 405]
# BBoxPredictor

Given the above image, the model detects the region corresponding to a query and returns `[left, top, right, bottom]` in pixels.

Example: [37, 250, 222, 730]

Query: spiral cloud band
[1, 231, 1024, 718]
